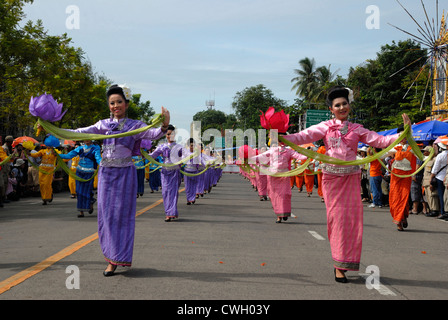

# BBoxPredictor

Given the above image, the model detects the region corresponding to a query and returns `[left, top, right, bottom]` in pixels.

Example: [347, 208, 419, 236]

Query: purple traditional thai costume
[200, 153, 214, 194]
[253, 146, 306, 218]
[149, 142, 182, 219]
[70, 118, 165, 266]
[183, 149, 206, 203]
[283, 119, 399, 271]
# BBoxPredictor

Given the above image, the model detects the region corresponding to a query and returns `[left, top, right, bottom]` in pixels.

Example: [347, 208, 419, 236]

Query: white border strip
[308, 231, 325, 241]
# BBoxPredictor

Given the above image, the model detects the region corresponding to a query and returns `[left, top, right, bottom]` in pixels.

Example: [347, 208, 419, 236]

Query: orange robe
[317, 146, 326, 199]
[290, 159, 305, 190]
[389, 145, 416, 225]
[304, 160, 315, 194]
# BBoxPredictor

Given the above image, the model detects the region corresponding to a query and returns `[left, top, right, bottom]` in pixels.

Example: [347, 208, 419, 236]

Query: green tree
[0, 0, 154, 138]
[291, 58, 344, 110]
[193, 108, 228, 134]
[128, 94, 154, 123]
[347, 39, 428, 131]
[291, 57, 318, 102]
[231, 84, 287, 131]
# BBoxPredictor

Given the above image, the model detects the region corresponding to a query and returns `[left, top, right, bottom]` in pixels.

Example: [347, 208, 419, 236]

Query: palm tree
[291, 57, 318, 101]
[313, 65, 339, 103]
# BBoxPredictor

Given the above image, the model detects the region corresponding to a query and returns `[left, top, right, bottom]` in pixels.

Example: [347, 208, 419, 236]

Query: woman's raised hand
[161, 107, 170, 128]
[402, 113, 411, 127]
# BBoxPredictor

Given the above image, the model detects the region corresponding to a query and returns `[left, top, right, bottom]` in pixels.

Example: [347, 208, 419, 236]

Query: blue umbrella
[411, 120, 448, 142]
[377, 128, 398, 136]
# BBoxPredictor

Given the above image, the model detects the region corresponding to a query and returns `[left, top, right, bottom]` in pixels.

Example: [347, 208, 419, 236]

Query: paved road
[1, 173, 447, 302]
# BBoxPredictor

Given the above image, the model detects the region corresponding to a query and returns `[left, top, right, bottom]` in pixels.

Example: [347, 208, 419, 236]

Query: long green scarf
[36, 113, 164, 141]
[272, 124, 432, 178]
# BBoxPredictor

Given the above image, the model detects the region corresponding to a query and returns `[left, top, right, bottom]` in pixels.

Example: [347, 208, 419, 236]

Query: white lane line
[308, 231, 325, 241]
[358, 273, 397, 296]
[308, 230, 397, 297]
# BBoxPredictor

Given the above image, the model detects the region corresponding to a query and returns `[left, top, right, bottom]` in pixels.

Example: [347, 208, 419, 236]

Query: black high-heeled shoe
[103, 264, 117, 277]
[334, 268, 348, 283]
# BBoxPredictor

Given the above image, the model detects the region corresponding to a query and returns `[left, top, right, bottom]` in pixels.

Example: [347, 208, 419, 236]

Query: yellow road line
[0, 190, 184, 296]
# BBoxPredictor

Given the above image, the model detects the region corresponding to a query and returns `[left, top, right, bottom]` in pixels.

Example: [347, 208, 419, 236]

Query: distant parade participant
[202, 147, 214, 194]
[67, 145, 80, 199]
[132, 153, 147, 198]
[388, 128, 419, 230]
[149, 124, 182, 222]
[196, 144, 207, 199]
[282, 86, 411, 283]
[251, 135, 306, 223]
[183, 138, 204, 205]
[303, 152, 315, 197]
[255, 146, 268, 201]
[27, 135, 60, 205]
[59, 140, 102, 217]
[148, 145, 162, 193]
[316, 145, 326, 202]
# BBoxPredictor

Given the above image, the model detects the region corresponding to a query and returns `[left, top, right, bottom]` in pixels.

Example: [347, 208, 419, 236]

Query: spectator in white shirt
[431, 140, 448, 220]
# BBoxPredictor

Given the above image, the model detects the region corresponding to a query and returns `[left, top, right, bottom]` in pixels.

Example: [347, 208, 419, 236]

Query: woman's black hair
[167, 124, 175, 131]
[106, 84, 129, 102]
[326, 86, 349, 107]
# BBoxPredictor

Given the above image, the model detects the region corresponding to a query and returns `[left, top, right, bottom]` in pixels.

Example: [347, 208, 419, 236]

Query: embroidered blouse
[282, 119, 400, 176]
[69, 118, 165, 168]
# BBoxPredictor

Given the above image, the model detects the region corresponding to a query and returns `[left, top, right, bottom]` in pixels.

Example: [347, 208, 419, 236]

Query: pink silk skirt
[256, 172, 268, 197]
[267, 176, 292, 217]
[322, 172, 363, 271]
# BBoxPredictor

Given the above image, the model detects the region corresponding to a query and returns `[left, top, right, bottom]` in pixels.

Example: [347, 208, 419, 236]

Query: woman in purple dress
[149, 125, 183, 222]
[66, 85, 170, 276]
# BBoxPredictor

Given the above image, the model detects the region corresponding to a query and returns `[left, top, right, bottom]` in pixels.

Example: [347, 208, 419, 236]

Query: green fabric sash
[37, 113, 164, 141]
[272, 124, 431, 178]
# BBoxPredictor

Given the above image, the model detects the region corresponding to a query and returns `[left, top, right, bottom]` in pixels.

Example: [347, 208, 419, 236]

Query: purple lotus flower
[29, 94, 67, 122]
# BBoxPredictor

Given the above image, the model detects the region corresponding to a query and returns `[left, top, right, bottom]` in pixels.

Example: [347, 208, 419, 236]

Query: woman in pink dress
[282, 86, 410, 283]
[252, 139, 306, 223]
[255, 146, 269, 201]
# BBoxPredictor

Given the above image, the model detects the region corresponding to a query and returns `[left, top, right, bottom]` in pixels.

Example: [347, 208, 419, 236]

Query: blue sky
[22, 0, 440, 132]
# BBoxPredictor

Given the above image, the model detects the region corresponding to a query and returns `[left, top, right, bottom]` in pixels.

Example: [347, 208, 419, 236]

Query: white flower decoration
[119, 84, 132, 101]
[346, 87, 354, 104]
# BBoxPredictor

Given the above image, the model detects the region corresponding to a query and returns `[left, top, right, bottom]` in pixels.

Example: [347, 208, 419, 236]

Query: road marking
[358, 273, 397, 296]
[308, 231, 326, 241]
[0, 233, 98, 295]
[0, 191, 180, 296]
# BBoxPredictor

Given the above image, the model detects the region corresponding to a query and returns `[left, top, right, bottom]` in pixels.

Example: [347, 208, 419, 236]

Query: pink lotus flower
[260, 107, 290, 133]
[29, 94, 67, 122]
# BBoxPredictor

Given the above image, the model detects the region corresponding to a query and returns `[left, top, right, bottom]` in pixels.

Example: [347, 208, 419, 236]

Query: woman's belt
[100, 157, 133, 167]
[322, 164, 360, 175]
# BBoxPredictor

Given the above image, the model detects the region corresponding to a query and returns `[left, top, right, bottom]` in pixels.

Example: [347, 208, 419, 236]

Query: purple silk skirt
[97, 166, 137, 266]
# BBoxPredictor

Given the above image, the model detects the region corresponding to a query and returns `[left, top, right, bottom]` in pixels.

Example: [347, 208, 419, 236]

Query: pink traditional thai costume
[255, 156, 268, 200]
[253, 146, 306, 219]
[283, 119, 399, 271]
